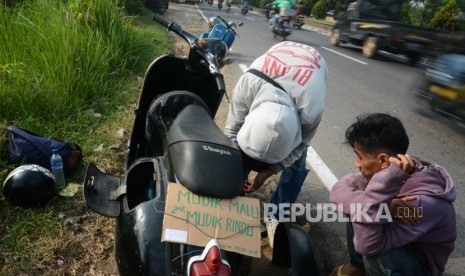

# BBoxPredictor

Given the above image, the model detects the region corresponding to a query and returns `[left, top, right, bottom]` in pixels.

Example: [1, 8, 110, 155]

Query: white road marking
[306, 147, 338, 191]
[195, 4, 209, 22]
[239, 63, 249, 72]
[238, 63, 338, 191]
[321, 46, 367, 65]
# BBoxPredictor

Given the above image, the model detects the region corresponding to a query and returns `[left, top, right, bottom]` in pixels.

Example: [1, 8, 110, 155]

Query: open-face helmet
[2, 164, 56, 208]
[208, 17, 221, 30]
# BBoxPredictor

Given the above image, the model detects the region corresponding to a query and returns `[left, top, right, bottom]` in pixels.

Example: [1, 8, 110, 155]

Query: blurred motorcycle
[272, 15, 292, 40]
[226, 0, 232, 13]
[265, 3, 273, 19]
[198, 16, 242, 60]
[410, 53, 465, 125]
[240, 3, 248, 15]
[292, 14, 305, 29]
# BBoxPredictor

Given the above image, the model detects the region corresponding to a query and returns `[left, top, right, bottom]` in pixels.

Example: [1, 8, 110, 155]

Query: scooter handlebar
[215, 74, 226, 95]
[153, 15, 169, 28]
[153, 15, 197, 46]
[215, 73, 229, 102]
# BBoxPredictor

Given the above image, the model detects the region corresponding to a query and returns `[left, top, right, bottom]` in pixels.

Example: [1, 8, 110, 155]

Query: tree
[400, 1, 412, 24]
[301, 0, 319, 16]
[311, 0, 326, 19]
[411, 0, 448, 27]
[429, 0, 465, 30]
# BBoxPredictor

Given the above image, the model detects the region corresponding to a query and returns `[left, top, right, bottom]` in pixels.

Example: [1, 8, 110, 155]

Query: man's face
[353, 142, 384, 182]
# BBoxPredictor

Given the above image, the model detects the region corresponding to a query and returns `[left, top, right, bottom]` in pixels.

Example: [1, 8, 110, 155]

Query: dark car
[411, 54, 465, 124]
[144, 0, 169, 14]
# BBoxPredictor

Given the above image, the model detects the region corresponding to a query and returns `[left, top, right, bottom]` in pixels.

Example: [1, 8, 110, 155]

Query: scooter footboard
[272, 222, 319, 276]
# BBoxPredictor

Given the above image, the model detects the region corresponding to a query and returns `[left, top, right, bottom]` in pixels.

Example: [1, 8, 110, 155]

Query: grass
[0, 0, 170, 274]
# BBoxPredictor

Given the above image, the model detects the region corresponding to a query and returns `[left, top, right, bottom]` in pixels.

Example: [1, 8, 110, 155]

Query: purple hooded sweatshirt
[330, 159, 456, 275]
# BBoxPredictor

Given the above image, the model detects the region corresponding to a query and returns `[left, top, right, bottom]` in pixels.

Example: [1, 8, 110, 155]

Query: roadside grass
[0, 0, 170, 274]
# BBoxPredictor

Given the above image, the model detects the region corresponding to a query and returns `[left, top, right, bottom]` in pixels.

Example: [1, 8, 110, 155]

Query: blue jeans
[243, 149, 309, 218]
[346, 222, 429, 276]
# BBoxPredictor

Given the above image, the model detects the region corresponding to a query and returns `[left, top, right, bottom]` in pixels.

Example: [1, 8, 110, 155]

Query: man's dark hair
[345, 113, 409, 155]
[240, 149, 270, 172]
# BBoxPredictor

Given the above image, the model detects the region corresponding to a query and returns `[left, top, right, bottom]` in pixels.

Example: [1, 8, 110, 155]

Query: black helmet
[2, 164, 56, 208]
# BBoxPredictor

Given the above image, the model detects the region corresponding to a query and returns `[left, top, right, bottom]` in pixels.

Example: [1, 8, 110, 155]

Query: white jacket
[224, 42, 327, 172]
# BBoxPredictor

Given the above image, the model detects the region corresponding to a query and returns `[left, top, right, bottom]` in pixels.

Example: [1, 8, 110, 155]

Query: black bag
[6, 126, 83, 176]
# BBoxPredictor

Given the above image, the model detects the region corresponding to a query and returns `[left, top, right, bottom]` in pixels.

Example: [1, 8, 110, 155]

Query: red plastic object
[188, 240, 231, 276]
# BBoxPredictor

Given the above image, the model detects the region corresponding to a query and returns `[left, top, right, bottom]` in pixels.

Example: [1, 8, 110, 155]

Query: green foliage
[301, 0, 318, 16]
[0, 0, 168, 138]
[458, 0, 465, 9]
[2, 0, 25, 7]
[0, 1, 170, 274]
[400, 2, 412, 24]
[311, 0, 326, 19]
[119, 0, 144, 14]
[260, 0, 267, 8]
[411, 0, 446, 27]
[250, 0, 262, 7]
[429, 0, 465, 30]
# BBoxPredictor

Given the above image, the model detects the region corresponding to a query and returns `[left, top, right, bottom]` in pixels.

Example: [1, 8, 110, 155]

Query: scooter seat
[166, 105, 242, 198]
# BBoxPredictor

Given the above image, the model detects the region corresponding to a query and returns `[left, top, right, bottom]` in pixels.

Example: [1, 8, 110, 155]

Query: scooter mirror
[238, 22, 244, 27]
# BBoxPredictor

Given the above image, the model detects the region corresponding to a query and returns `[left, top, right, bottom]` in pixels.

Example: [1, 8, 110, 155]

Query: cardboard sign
[162, 184, 261, 258]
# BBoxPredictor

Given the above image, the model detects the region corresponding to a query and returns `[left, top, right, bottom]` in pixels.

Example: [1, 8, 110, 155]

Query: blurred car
[411, 53, 465, 124]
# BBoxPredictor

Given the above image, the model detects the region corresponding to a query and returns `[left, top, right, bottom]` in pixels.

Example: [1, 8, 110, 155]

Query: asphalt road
[167, 3, 465, 275]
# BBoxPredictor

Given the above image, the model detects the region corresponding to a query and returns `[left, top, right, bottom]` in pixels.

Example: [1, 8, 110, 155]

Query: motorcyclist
[265, 2, 273, 19]
[292, 1, 305, 28]
[270, 0, 295, 29]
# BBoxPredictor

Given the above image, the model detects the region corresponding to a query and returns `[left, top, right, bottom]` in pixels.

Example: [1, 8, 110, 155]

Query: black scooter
[83, 14, 318, 276]
[272, 15, 292, 41]
[240, 3, 248, 15]
[293, 14, 305, 30]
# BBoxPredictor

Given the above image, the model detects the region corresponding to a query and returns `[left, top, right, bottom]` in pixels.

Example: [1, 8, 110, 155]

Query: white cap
[237, 101, 301, 164]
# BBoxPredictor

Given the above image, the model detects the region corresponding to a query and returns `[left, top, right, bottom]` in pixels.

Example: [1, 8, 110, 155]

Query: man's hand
[389, 154, 415, 174]
[243, 170, 274, 193]
[390, 195, 421, 226]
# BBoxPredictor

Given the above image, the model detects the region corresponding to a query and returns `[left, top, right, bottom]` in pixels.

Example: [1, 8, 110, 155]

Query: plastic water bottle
[50, 149, 66, 190]
[145, 180, 155, 200]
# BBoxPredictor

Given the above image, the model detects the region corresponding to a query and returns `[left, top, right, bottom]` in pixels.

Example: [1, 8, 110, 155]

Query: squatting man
[224, 41, 327, 247]
[330, 113, 456, 276]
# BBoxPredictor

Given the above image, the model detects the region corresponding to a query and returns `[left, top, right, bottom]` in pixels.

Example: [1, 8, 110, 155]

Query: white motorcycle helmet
[208, 17, 221, 30]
